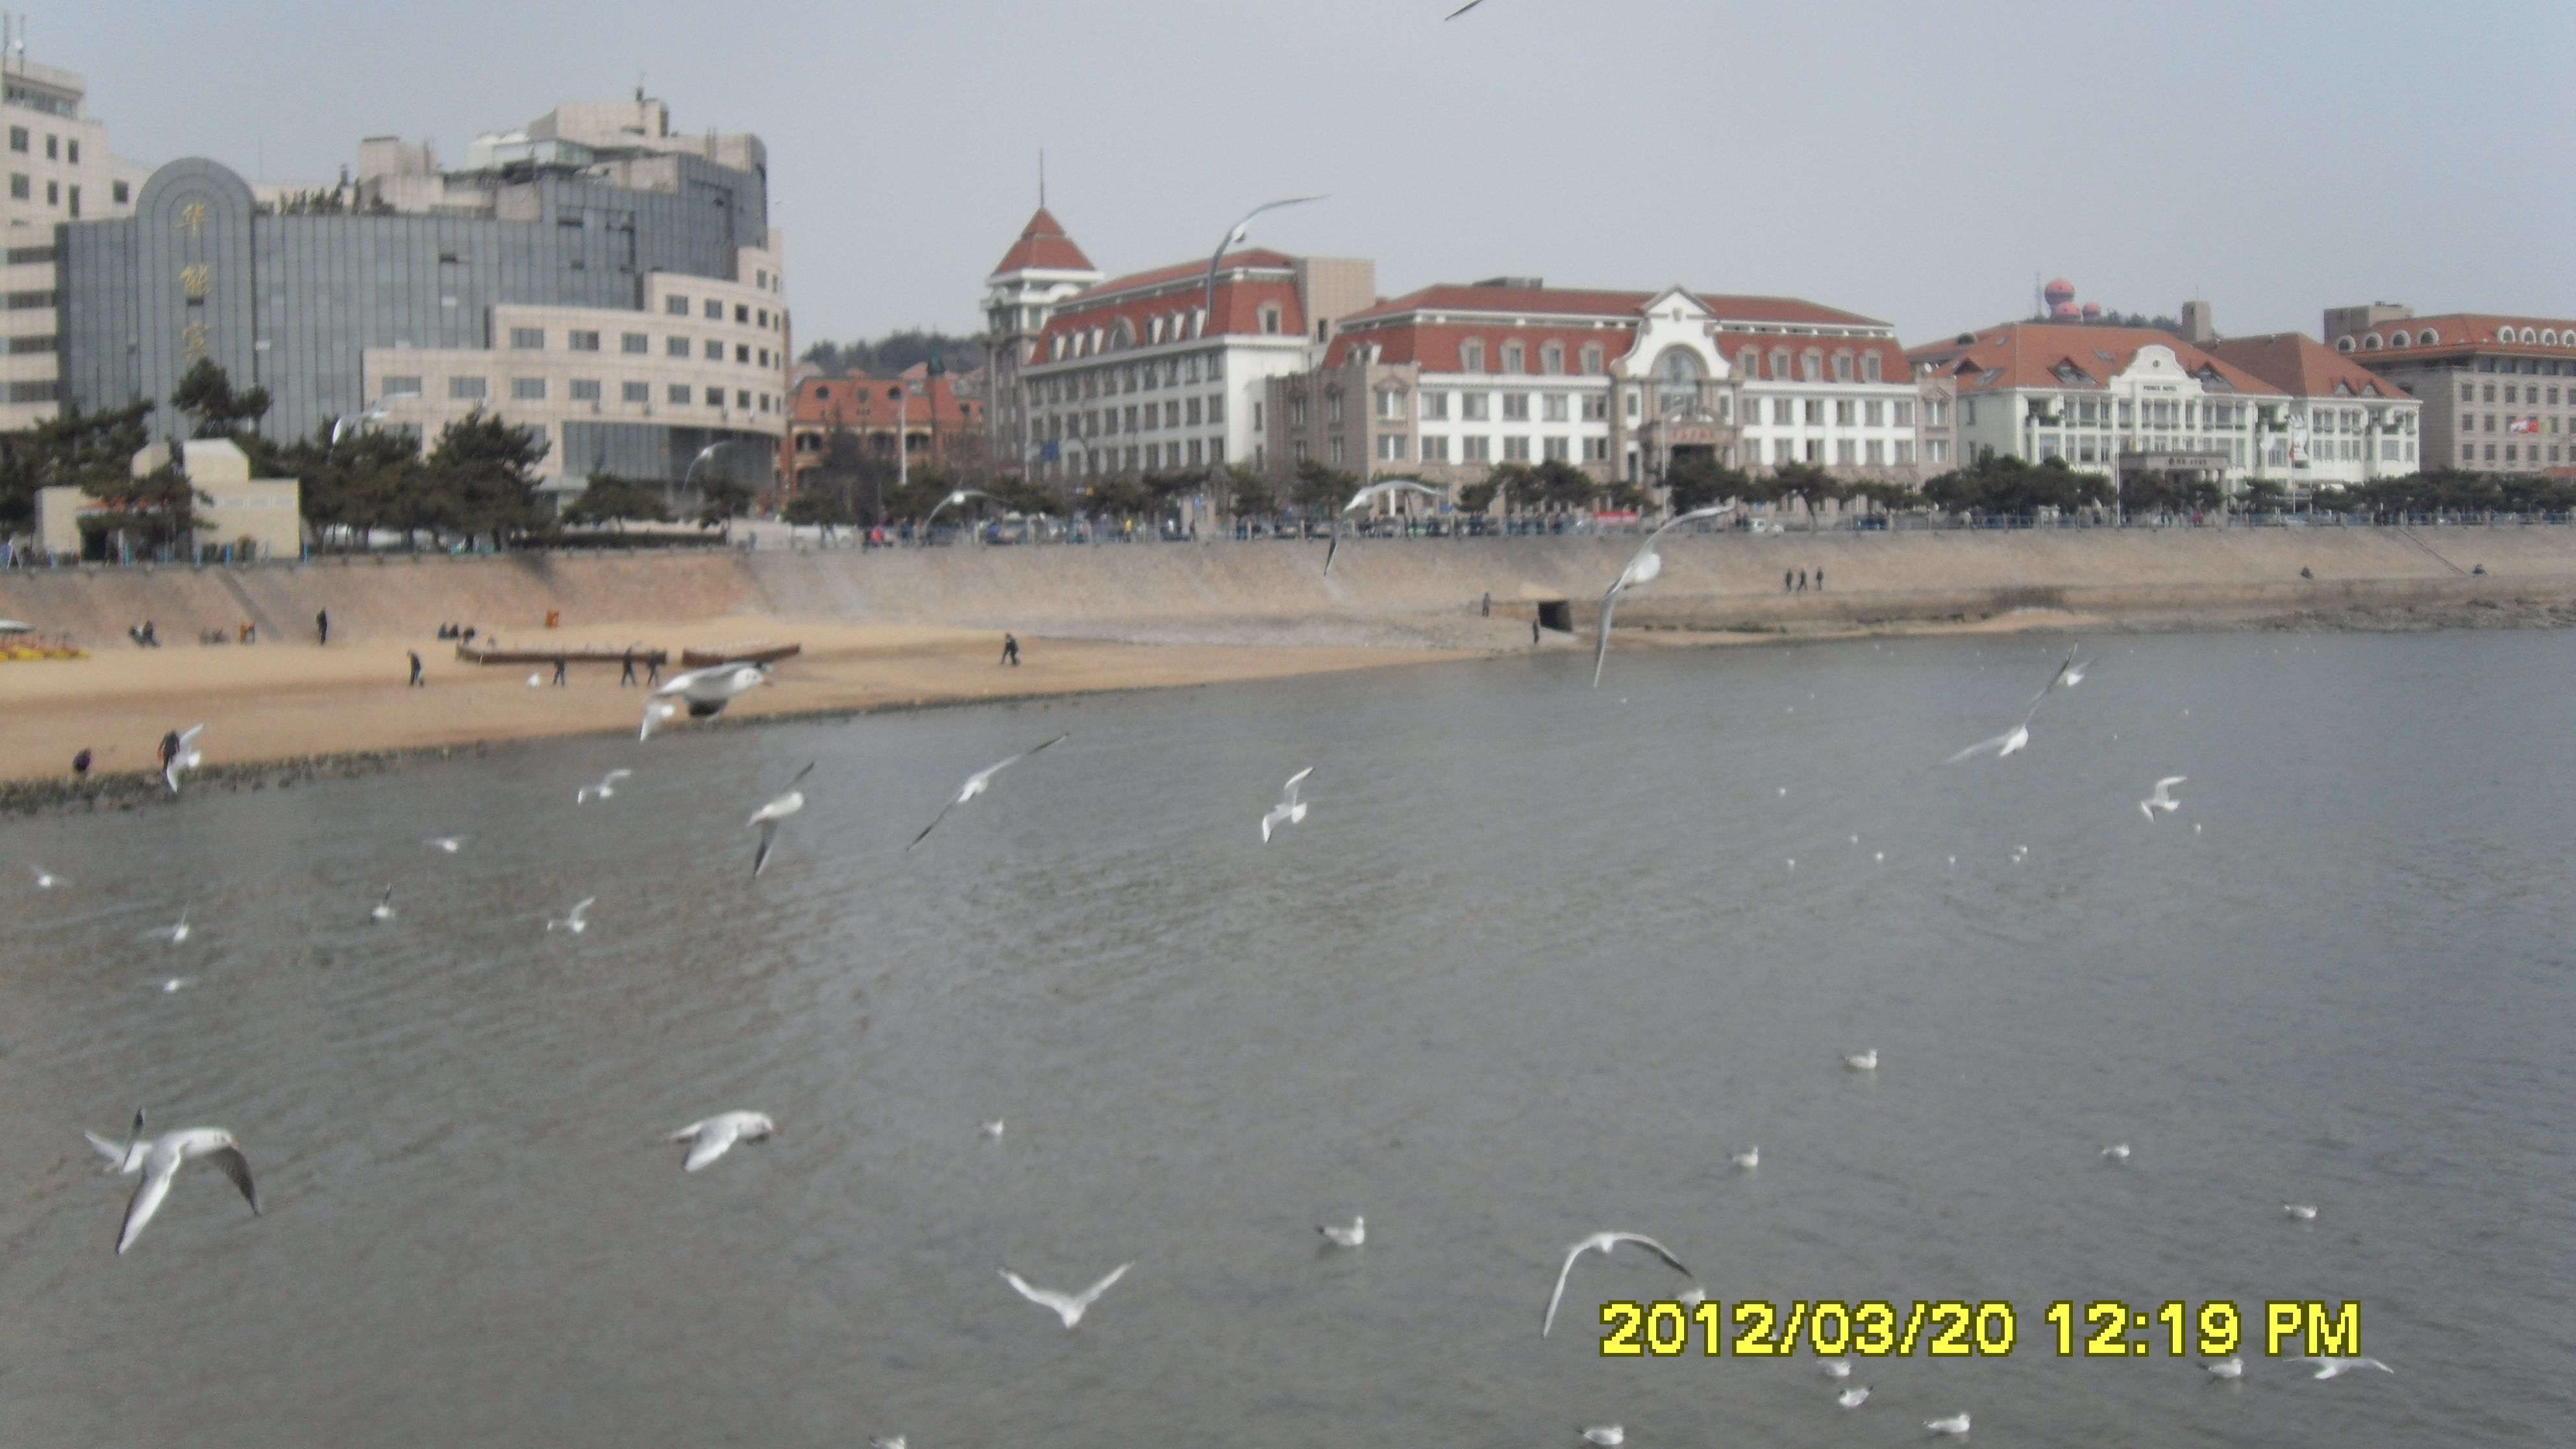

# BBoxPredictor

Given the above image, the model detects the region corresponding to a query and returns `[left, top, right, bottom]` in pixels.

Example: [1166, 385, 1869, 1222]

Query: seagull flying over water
[576, 769, 632, 804]
[1844, 1048, 1877, 1072]
[30, 863, 61, 889]
[1261, 767, 1313, 842]
[546, 897, 596, 934]
[1592, 504, 1735, 688]
[909, 734, 1069, 851]
[425, 836, 464, 854]
[2205, 1356, 2244, 1379]
[163, 724, 205, 793]
[2283, 1203, 2318, 1221]
[982, 1119, 1006, 1140]
[2028, 642, 2091, 707]
[2302, 1356, 2394, 1380]
[1926, 1411, 1971, 1435]
[1446, 0, 1489, 16]
[1322, 479, 1443, 576]
[92, 1115, 259, 1255]
[2139, 776, 2185, 822]
[143, 909, 191, 946]
[671, 1111, 776, 1172]
[1543, 1232, 1695, 1336]
[1579, 1428, 1623, 1447]
[1730, 1146, 1759, 1170]
[1000, 1263, 1131, 1329]
[369, 887, 395, 923]
[749, 763, 815, 877]
[1839, 1386, 1872, 1409]
[2102, 1143, 2131, 1161]
[1319, 1215, 1366, 1248]
[642, 663, 769, 739]
[1950, 644, 2092, 763]
[1820, 1356, 1852, 1380]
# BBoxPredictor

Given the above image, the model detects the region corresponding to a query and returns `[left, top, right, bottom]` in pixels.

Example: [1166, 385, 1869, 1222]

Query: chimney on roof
[2181, 300, 2216, 347]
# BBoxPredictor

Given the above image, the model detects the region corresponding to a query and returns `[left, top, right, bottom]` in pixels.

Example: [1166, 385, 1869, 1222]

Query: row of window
[656, 293, 784, 331]
[382, 375, 776, 413]
[1047, 440, 1229, 475]
[2464, 415, 2564, 434]
[7, 173, 98, 214]
[1039, 394, 1227, 441]
[2351, 327, 2570, 352]
[1028, 353, 1226, 402]
[2459, 382, 2573, 406]
[2463, 443, 2564, 464]
[5, 126, 70, 162]
[507, 325, 779, 369]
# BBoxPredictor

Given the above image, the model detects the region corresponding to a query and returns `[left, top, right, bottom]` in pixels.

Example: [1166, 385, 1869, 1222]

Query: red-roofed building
[787, 362, 985, 492]
[984, 206, 1103, 481]
[2323, 304, 2576, 473]
[2201, 333, 2421, 486]
[1278, 279, 1933, 496]
[1909, 323, 2293, 489]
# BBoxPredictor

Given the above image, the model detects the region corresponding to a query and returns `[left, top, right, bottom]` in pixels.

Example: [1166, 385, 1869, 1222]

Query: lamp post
[921, 488, 993, 547]
[684, 438, 756, 539]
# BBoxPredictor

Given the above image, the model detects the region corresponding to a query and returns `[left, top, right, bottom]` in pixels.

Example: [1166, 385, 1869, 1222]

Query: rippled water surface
[3, 630, 2571, 1446]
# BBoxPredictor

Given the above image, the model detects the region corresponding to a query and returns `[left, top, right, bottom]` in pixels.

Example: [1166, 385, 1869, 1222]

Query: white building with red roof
[1281, 279, 1929, 493]
[2202, 332, 2421, 487]
[983, 207, 1103, 479]
[2324, 306, 2576, 473]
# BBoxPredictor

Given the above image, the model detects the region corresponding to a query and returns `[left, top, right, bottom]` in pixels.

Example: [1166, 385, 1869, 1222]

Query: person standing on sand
[1796, 569, 1807, 593]
[1532, 618, 1542, 646]
[619, 647, 638, 687]
[1001, 633, 1021, 667]
[408, 650, 425, 687]
[73, 748, 91, 778]
[1814, 566, 1824, 592]
[551, 655, 569, 687]
[1784, 569, 1794, 592]
[316, 610, 330, 645]
[1481, 592, 1492, 617]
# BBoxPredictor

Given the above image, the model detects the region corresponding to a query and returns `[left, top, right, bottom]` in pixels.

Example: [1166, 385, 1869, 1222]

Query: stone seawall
[5, 523, 2573, 649]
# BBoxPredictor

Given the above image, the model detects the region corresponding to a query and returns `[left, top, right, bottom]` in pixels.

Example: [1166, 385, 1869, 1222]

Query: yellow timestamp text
[1597, 1299, 2361, 1360]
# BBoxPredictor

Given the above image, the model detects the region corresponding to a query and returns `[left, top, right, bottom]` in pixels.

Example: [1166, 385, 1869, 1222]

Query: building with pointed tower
[982, 205, 1100, 477]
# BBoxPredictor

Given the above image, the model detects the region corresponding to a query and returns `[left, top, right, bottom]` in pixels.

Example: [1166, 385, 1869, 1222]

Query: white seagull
[84, 1106, 151, 1175]
[749, 762, 815, 877]
[425, 836, 465, 854]
[1000, 1263, 1131, 1329]
[163, 724, 205, 793]
[1820, 1357, 1852, 1380]
[576, 769, 633, 804]
[2139, 776, 2186, 822]
[2205, 1356, 2244, 1379]
[1322, 478, 1443, 576]
[1730, 1146, 1759, 1170]
[2302, 1356, 2394, 1380]
[908, 734, 1069, 851]
[102, 1120, 260, 1255]
[671, 1111, 777, 1172]
[1542, 1232, 1695, 1336]
[2101, 1143, 2131, 1161]
[1580, 1428, 1624, 1447]
[1319, 1216, 1365, 1248]
[982, 1119, 1006, 1140]
[2284, 1203, 2318, 1220]
[1926, 1411, 1972, 1435]
[1950, 645, 2090, 763]
[2029, 641, 2091, 705]
[369, 886, 395, 923]
[1261, 767, 1313, 843]
[546, 897, 597, 934]
[145, 909, 191, 946]
[642, 663, 769, 738]
[30, 863, 61, 889]
[1592, 504, 1735, 687]
[526, 673, 543, 689]
[869, 1438, 906, 1449]
[1839, 1386, 1871, 1409]
[1844, 1048, 1877, 1072]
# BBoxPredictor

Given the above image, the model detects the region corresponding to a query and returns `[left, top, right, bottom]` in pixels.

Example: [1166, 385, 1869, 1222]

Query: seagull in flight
[1820, 1357, 1852, 1380]
[163, 724, 205, 793]
[1926, 1411, 1972, 1435]
[1446, 0, 1490, 16]
[2204, 1356, 2244, 1379]
[2139, 776, 2185, 822]
[908, 734, 1069, 851]
[2028, 641, 2091, 706]
[1579, 1428, 1623, 1447]
[1730, 1146, 1759, 1170]
[546, 897, 597, 934]
[2283, 1203, 2318, 1221]
[1000, 1263, 1131, 1329]
[98, 1118, 260, 1254]
[869, 1438, 905, 1449]
[1592, 504, 1734, 687]
[144, 909, 191, 946]
[1319, 1215, 1366, 1248]
[1542, 1232, 1695, 1336]
[30, 863, 61, 889]
[982, 1119, 1006, 1140]
[576, 769, 632, 804]
[671, 1112, 776, 1172]
[1950, 644, 2092, 763]
[1838, 1386, 1871, 1409]
[369, 887, 395, 923]
[424, 836, 465, 854]
[1261, 767, 1313, 842]
[1844, 1048, 1877, 1072]
[2302, 1356, 2394, 1380]
[749, 763, 815, 877]
[642, 663, 769, 738]
[1322, 479, 1443, 576]
[2101, 1143, 2131, 1161]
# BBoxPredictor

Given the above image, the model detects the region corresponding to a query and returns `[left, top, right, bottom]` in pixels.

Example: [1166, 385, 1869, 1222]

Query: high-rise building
[2325, 306, 2576, 473]
[59, 95, 786, 501]
[0, 43, 149, 430]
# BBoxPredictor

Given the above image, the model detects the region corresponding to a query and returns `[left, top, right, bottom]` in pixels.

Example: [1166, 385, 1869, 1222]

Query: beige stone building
[34, 437, 299, 561]
[1, 44, 149, 430]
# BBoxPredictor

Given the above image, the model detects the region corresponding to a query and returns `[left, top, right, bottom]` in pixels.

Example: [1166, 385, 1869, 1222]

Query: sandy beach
[0, 618, 1457, 791]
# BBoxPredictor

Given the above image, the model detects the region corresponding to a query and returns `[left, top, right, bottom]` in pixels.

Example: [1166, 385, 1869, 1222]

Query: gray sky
[51, 0, 2576, 351]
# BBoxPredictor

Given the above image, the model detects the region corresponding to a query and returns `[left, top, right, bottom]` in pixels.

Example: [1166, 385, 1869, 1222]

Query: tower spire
[1038, 149, 1046, 210]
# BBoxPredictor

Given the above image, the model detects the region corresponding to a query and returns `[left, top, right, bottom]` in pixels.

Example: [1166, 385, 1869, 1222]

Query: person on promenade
[1815, 566, 1825, 592]
[1532, 618, 1542, 646]
[316, 610, 330, 645]
[620, 648, 638, 687]
[1784, 569, 1794, 592]
[72, 748, 91, 778]
[1001, 633, 1022, 667]
[408, 650, 425, 687]
[644, 652, 662, 687]
[1795, 569, 1807, 593]
[1481, 592, 1492, 617]
[551, 655, 569, 687]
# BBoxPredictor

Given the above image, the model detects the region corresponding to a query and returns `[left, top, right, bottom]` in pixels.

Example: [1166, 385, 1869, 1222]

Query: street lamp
[922, 488, 993, 547]
[1195, 195, 1327, 541]
[684, 438, 758, 535]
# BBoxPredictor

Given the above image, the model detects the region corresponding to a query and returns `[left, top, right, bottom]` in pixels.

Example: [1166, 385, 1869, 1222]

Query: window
[448, 376, 488, 400]
[1583, 437, 1609, 462]
[1837, 440, 1858, 464]
[667, 336, 690, 358]
[379, 375, 423, 397]
[1461, 340, 1485, 373]
[2463, 443, 2477, 462]
[1893, 400, 1914, 427]
[1377, 434, 1407, 460]
[568, 330, 601, 352]
[1581, 393, 1607, 421]
[1324, 392, 1340, 424]
[1502, 393, 1530, 421]
[734, 304, 750, 323]
[1259, 305, 1282, 335]
[1503, 437, 1531, 461]
[1423, 436, 1450, 462]
[44, 134, 55, 159]
[2484, 443, 2496, 461]
[1542, 393, 1569, 422]
[44, 179, 56, 205]
[1465, 436, 1491, 462]
[1581, 344, 1603, 375]
[1804, 399, 1825, 425]
[666, 295, 690, 316]
[512, 378, 547, 401]
[568, 379, 602, 402]
[1801, 351, 1822, 382]
[1833, 353, 1854, 382]
[1895, 440, 1916, 464]
[704, 299, 724, 319]
[1769, 348, 1790, 379]
[1541, 343, 1564, 375]
[4, 127, 19, 151]
[2483, 384, 2496, 402]
[1208, 395, 1226, 425]
[112, 180, 129, 204]
[1422, 391, 1448, 420]
[1862, 354, 1881, 382]
[1772, 397, 1795, 425]
[509, 327, 544, 350]
[1924, 400, 1946, 426]
[621, 332, 649, 354]
[1461, 392, 1490, 421]
[736, 344, 751, 364]
[1835, 400, 1856, 426]
[1502, 342, 1524, 373]
[737, 390, 752, 410]
[1330, 436, 1346, 465]
[9, 174, 26, 200]
[64, 184, 76, 217]
[1805, 439, 1824, 463]
[1864, 400, 1885, 426]
[622, 380, 650, 403]
[1542, 437, 1570, 462]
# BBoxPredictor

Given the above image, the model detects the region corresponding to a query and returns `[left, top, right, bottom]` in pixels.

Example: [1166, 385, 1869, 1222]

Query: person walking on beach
[1814, 565, 1824, 592]
[1795, 569, 1807, 593]
[1481, 591, 1492, 617]
[407, 650, 425, 687]
[644, 652, 661, 687]
[551, 655, 569, 688]
[619, 647, 638, 687]
[1784, 569, 1794, 592]
[72, 748, 91, 778]
[1531, 618, 1542, 646]
[316, 609, 330, 645]
[1001, 633, 1021, 667]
